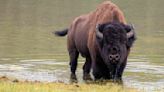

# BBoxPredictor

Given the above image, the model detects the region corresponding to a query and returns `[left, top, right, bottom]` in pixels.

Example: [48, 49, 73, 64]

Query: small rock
[13, 79, 19, 83]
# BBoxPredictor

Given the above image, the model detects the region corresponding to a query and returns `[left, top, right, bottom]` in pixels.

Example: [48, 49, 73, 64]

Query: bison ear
[124, 24, 137, 48]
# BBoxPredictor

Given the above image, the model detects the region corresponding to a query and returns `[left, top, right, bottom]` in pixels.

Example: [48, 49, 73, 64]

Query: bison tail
[54, 29, 68, 36]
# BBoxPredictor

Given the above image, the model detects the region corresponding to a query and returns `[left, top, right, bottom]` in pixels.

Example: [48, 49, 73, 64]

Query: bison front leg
[83, 57, 92, 80]
[92, 65, 102, 80]
[92, 57, 105, 80]
[113, 62, 127, 83]
[69, 49, 79, 81]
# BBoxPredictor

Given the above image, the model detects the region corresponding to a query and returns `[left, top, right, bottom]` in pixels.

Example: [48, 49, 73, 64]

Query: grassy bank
[0, 82, 138, 92]
[0, 76, 138, 92]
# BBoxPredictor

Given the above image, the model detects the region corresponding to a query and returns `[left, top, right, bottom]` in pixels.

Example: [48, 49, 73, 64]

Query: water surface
[0, 0, 164, 92]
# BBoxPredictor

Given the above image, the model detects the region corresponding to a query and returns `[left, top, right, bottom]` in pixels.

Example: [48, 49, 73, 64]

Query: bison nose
[111, 46, 119, 54]
[112, 47, 117, 51]
[109, 54, 120, 61]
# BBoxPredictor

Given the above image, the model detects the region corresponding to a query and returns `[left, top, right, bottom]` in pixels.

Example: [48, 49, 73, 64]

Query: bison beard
[54, 1, 136, 82]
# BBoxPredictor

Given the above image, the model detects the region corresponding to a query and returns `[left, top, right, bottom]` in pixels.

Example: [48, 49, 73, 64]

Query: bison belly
[74, 30, 90, 57]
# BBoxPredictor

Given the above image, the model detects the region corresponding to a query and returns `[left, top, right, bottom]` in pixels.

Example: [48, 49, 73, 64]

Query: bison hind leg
[69, 49, 79, 80]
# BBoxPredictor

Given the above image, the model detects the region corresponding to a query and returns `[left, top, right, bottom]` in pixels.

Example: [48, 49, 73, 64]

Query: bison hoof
[70, 73, 77, 80]
[70, 73, 78, 83]
[113, 78, 123, 84]
[83, 74, 92, 80]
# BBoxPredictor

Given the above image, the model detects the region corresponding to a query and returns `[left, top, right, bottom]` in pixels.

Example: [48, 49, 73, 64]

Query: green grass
[0, 82, 138, 92]
[0, 76, 138, 92]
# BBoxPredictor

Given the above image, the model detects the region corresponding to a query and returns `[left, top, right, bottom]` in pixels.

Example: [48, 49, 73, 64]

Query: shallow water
[0, 0, 164, 92]
[0, 58, 163, 92]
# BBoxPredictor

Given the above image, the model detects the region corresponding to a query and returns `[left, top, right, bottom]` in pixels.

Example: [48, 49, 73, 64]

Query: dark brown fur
[54, 1, 136, 81]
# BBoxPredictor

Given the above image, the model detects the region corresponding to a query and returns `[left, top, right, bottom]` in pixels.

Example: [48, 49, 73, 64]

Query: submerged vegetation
[0, 76, 138, 92]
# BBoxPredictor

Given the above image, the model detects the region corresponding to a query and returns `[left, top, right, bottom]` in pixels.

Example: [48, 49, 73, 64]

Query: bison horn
[96, 24, 103, 39]
[127, 24, 135, 38]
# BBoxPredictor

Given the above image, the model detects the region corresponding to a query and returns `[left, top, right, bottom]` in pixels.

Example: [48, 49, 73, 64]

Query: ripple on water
[20, 59, 69, 65]
[125, 77, 164, 92]
[126, 62, 164, 74]
[0, 64, 27, 71]
[125, 61, 164, 92]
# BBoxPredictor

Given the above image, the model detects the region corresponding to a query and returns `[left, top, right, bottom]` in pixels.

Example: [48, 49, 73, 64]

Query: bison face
[96, 22, 136, 65]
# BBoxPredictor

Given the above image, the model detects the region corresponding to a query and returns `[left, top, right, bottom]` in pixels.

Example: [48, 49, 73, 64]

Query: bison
[54, 1, 136, 81]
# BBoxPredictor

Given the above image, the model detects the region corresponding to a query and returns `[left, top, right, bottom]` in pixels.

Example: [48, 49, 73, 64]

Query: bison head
[96, 22, 136, 65]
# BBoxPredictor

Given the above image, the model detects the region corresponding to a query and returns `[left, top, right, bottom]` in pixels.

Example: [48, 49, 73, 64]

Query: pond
[0, 0, 164, 92]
